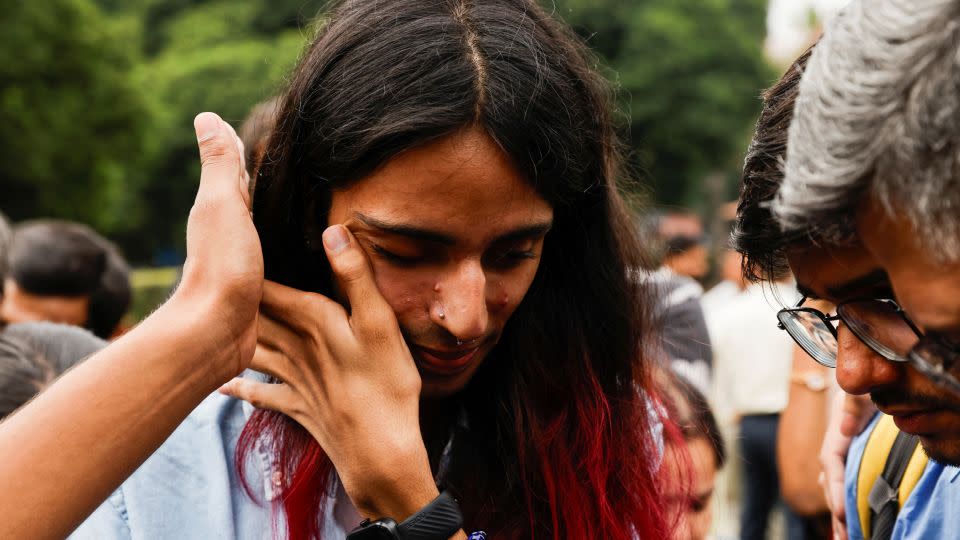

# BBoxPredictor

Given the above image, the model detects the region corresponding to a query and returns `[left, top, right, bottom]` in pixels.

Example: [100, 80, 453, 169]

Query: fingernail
[194, 112, 220, 142]
[322, 225, 350, 253]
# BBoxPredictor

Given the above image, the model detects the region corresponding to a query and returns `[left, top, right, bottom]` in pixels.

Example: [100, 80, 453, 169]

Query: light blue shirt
[845, 414, 960, 540]
[69, 381, 663, 539]
[69, 391, 351, 539]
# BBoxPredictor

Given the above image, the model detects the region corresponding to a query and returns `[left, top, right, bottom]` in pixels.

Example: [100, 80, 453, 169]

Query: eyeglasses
[777, 297, 960, 395]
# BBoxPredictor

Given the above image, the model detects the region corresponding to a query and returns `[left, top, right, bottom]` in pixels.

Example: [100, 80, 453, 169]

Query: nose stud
[434, 283, 445, 319]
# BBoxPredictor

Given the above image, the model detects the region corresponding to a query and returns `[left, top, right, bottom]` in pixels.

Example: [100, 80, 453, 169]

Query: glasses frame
[777, 297, 960, 395]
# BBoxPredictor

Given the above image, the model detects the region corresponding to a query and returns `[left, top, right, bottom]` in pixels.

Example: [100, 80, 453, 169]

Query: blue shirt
[69, 382, 663, 539]
[69, 391, 352, 539]
[845, 414, 960, 540]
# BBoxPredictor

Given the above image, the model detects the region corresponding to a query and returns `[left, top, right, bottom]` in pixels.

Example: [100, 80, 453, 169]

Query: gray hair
[773, 0, 960, 260]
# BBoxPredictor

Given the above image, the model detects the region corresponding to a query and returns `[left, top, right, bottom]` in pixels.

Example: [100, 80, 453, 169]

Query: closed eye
[370, 244, 424, 267]
[484, 249, 538, 270]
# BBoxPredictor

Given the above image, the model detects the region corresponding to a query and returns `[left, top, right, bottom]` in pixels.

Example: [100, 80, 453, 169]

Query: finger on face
[260, 280, 345, 334]
[218, 377, 300, 418]
[321, 225, 395, 331]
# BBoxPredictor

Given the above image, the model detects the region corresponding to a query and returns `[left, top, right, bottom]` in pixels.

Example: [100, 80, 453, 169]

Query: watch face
[804, 373, 827, 391]
[348, 521, 400, 540]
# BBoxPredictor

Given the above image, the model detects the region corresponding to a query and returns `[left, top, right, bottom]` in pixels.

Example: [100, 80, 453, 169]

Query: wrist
[790, 372, 829, 393]
[343, 443, 439, 521]
[157, 289, 251, 383]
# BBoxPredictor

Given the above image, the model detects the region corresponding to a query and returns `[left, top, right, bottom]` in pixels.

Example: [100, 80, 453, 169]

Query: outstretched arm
[0, 113, 262, 540]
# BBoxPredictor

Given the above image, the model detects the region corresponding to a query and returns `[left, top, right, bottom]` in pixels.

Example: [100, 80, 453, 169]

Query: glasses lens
[909, 336, 960, 395]
[778, 309, 837, 367]
[838, 300, 918, 361]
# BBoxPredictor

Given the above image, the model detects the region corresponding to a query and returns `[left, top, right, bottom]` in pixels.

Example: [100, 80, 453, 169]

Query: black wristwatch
[347, 491, 463, 540]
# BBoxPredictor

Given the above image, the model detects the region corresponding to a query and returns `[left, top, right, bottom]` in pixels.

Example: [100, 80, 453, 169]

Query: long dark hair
[242, 1, 668, 537]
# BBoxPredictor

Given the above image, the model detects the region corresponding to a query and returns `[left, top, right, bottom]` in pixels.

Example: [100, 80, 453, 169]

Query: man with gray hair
[764, 0, 960, 538]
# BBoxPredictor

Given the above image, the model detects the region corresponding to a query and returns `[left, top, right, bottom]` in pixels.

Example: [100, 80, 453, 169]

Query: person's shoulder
[71, 392, 271, 539]
[894, 461, 960, 538]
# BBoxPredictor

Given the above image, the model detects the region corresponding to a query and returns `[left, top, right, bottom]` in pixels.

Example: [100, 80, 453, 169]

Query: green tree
[129, 0, 306, 261]
[0, 0, 152, 237]
[559, 0, 773, 207]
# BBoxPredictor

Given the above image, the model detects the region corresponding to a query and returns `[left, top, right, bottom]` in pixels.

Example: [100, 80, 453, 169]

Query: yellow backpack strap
[856, 415, 928, 539]
[898, 440, 928, 506]
[857, 415, 898, 538]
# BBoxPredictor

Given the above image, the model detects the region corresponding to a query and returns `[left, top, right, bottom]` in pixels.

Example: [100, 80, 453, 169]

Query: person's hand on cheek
[219, 224, 440, 523]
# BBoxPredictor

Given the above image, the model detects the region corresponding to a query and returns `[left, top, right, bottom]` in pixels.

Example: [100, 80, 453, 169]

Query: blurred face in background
[663, 437, 718, 540]
[664, 244, 709, 280]
[0, 279, 89, 327]
[719, 250, 747, 289]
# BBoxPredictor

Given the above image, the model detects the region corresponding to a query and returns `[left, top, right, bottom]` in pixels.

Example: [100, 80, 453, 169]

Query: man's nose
[835, 323, 903, 395]
[435, 260, 488, 342]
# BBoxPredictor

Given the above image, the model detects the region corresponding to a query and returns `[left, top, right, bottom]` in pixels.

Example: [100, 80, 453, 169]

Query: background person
[86, 238, 132, 339]
[237, 95, 281, 176]
[0, 322, 106, 420]
[659, 372, 728, 540]
[2, 220, 131, 338]
[708, 271, 801, 540]
[773, 0, 960, 468]
[769, 1, 960, 536]
[2, 220, 107, 327]
[734, 13, 960, 537]
[642, 212, 714, 394]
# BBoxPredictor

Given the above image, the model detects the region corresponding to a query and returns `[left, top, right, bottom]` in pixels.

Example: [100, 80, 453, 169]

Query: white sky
[765, 0, 850, 63]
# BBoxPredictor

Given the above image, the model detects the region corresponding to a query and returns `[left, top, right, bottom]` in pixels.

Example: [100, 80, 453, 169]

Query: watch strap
[397, 491, 463, 540]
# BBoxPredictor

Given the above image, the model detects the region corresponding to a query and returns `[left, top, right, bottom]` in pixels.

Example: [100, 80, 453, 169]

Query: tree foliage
[559, 0, 774, 207]
[0, 1, 151, 237]
[4, 0, 771, 263]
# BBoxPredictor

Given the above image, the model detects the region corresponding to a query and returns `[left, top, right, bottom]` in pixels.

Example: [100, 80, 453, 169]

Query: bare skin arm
[0, 113, 261, 539]
[819, 390, 875, 540]
[0, 112, 448, 539]
[777, 343, 831, 515]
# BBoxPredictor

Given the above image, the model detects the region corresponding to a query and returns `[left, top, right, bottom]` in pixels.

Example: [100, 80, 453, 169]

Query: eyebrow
[797, 268, 890, 300]
[825, 269, 890, 298]
[353, 212, 553, 245]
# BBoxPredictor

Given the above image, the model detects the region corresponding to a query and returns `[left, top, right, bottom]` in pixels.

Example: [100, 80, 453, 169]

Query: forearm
[0, 294, 237, 539]
[777, 348, 830, 515]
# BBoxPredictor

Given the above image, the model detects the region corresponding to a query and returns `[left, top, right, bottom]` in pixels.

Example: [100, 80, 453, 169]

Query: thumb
[323, 225, 393, 331]
[193, 112, 247, 207]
